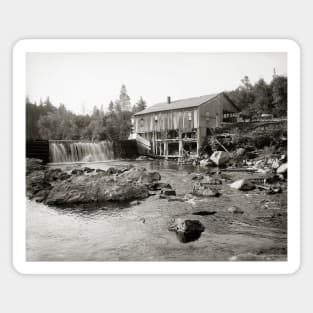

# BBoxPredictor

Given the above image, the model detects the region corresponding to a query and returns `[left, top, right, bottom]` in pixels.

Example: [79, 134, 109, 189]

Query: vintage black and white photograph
[17, 40, 295, 269]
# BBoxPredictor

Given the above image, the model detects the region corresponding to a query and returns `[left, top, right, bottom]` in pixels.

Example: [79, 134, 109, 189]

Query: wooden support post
[178, 130, 183, 157]
[165, 142, 168, 159]
[179, 140, 183, 157]
[196, 128, 201, 157]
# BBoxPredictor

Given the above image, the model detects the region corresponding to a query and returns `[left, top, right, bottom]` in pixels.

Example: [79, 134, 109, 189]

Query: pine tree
[108, 101, 114, 112]
[119, 84, 131, 111]
[132, 96, 147, 113]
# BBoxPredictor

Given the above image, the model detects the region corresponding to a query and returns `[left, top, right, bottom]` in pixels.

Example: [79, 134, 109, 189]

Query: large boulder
[168, 218, 205, 243]
[230, 179, 255, 191]
[26, 164, 160, 206]
[45, 173, 149, 205]
[210, 151, 230, 166]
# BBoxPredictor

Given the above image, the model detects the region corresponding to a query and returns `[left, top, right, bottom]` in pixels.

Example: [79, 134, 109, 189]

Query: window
[140, 118, 144, 128]
[188, 112, 192, 121]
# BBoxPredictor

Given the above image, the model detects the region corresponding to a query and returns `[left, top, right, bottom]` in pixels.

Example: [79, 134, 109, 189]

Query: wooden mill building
[132, 92, 240, 157]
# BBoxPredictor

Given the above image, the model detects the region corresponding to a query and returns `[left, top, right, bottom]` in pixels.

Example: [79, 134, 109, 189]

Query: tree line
[26, 73, 287, 141]
[26, 85, 147, 141]
[226, 73, 287, 118]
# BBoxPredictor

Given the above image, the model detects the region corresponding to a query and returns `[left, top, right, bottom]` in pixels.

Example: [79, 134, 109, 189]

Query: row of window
[139, 112, 193, 127]
[138, 112, 237, 128]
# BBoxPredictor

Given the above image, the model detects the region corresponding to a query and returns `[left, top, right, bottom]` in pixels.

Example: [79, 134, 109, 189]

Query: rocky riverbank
[26, 159, 163, 205]
[26, 149, 288, 258]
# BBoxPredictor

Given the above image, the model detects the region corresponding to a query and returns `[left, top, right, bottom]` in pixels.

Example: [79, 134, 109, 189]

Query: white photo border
[13, 39, 300, 274]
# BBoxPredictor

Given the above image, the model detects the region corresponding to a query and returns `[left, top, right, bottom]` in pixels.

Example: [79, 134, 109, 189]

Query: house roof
[134, 93, 219, 116]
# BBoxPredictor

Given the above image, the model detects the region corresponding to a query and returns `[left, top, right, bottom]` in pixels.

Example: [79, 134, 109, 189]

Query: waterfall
[49, 141, 115, 163]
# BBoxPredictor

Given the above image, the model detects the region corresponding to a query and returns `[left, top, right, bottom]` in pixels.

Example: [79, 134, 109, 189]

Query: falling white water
[49, 141, 115, 163]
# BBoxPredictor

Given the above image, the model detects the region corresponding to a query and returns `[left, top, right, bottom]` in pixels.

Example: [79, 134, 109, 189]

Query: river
[26, 160, 287, 261]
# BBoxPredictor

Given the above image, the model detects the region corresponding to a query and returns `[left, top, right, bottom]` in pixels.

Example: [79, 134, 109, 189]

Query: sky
[26, 52, 287, 114]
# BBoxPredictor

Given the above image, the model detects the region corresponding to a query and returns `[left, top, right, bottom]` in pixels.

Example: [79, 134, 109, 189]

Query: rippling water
[26, 160, 287, 261]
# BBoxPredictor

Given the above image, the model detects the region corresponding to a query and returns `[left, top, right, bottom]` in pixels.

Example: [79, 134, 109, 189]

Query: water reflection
[51, 201, 132, 219]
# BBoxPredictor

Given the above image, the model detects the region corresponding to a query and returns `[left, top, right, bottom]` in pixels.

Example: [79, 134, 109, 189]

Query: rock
[201, 176, 222, 185]
[192, 159, 200, 166]
[209, 151, 230, 166]
[32, 189, 51, 203]
[119, 164, 134, 173]
[139, 171, 161, 184]
[192, 210, 216, 216]
[58, 172, 71, 180]
[227, 206, 244, 214]
[71, 168, 84, 175]
[118, 167, 145, 180]
[45, 168, 70, 181]
[82, 167, 95, 173]
[236, 148, 246, 157]
[192, 182, 220, 197]
[136, 155, 154, 161]
[218, 172, 232, 181]
[277, 163, 287, 177]
[168, 218, 205, 243]
[161, 188, 176, 196]
[278, 174, 285, 181]
[253, 159, 265, 169]
[199, 159, 211, 167]
[26, 170, 52, 198]
[271, 159, 280, 170]
[230, 179, 255, 191]
[130, 200, 141, 206]
[119, 167, 161, 184]
[106, 167, 121, 175]
[190, 173, 204, 181]
[256, 168, 270, 174]
[267, 186, 282, 194]
[95, 168, 106, 173]
[139, 217, 146, 223]
[264, 174, 280, 184]
[45, 173, 149, 205]
[148, 182, 172, 191]
[26, 158, 45, 175]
